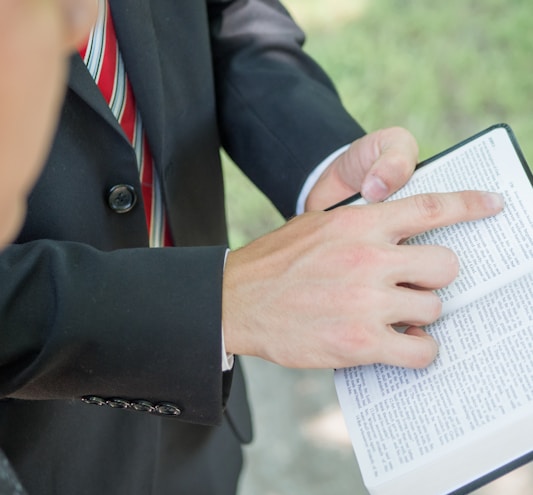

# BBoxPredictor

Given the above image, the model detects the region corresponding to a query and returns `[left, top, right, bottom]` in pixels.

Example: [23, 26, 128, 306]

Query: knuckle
[414, 193, 446, 222]
[383, 152, 411, 178]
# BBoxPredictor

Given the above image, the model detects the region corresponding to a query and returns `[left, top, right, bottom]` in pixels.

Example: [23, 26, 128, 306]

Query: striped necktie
[80, 0, 173, 247]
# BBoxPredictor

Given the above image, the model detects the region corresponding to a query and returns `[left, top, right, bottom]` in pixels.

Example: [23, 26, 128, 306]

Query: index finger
[379, 190, 504, 243]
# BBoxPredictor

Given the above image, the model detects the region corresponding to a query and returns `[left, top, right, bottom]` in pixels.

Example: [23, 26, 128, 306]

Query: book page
[335, 126, 533, 494]
[335, 273, 533, 492]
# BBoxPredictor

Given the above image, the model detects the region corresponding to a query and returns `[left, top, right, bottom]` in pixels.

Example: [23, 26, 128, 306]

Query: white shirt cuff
[221, 332, 234, 372]
[295, 144, 351, 215]
[222, 248, 234, 371]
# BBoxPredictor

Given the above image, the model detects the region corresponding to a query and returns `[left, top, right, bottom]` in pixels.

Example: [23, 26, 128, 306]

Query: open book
[334, 124, 533, 495]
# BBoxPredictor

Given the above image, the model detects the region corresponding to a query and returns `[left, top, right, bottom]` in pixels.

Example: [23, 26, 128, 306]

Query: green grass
[223, 0, 533, 248]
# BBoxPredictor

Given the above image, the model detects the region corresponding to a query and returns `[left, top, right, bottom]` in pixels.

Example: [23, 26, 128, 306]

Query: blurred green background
[223, 0, 533, 248]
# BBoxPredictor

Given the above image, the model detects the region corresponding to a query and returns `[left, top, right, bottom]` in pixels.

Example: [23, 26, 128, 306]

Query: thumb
[360, 127, 419, 203]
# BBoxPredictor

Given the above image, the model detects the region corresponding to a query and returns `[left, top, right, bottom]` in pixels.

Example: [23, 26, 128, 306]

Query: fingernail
[484, 192, 505, 211]
[361, 176, 388, 203]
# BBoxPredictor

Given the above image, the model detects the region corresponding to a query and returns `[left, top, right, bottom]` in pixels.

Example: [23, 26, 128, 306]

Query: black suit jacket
[0, 1, 364, 493]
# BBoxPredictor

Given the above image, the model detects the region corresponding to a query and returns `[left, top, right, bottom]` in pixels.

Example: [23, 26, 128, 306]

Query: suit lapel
[68, 54, 127, 140]
[67, 0, 166, 167]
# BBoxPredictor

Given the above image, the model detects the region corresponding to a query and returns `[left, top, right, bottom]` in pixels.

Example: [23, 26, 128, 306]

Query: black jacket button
[107, 184, 137, 213]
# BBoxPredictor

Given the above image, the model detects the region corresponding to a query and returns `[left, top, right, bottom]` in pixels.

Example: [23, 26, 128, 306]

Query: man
[0, 1, 95, 493]
[0, 1, 502, 494]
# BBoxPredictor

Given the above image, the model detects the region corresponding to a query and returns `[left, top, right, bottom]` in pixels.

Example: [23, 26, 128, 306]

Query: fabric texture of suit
[0, 0, 365, 493]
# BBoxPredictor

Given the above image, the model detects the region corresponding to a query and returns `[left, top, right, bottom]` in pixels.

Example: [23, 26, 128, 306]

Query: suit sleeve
[208, 0, 366, 218]
[0, 240, 229, 426]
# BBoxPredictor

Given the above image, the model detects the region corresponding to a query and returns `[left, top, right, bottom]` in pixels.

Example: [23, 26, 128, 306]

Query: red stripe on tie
[140, 135, 154, 231]
[119, 80, 137, 143]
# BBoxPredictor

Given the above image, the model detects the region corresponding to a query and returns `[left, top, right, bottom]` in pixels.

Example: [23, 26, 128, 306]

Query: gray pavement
[237, 357, 533, 495]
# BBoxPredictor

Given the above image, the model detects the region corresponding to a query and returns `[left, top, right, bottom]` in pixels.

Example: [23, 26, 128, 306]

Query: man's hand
[0, 0, 97, 246]
[306, 127, 418, 211]
[223, 190, 504, 369]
